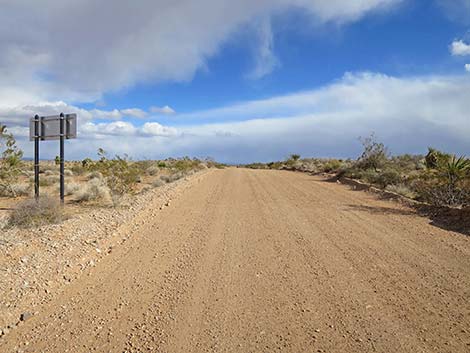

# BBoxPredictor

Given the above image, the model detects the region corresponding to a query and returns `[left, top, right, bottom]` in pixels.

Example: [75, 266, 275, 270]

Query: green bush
[356, 134, 389, 171]
[0, 125, 24, 196]
[322, 160, 343, 173]
[374, 168, 402, 188]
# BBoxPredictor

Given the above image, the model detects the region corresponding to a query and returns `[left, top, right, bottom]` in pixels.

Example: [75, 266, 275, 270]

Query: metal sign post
[59, 113, 65, 203]
[34, 115, 40, 200]
[29, 113, 77, 203]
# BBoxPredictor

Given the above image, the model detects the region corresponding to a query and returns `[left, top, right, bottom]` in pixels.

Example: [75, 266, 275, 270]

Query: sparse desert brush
[356, 134, 389, 172]
[7, 196, 63, 229]
[385, 184, 417, 199]
[63, 182, 81, 196]
[64, 169, 74, 177]
[146, 165, 160, 176]
[44, 175, 60, 185]
[322, 159, 343, 173]
[160, 175, 171, 183]
[152, 179, 165, 188]
[159, 172, 184, 183]
[87, 171, 103, 180]
[45, 169, 58, 176]
[374, 168, 402, 188]
[71, 163, 87, 176]
[414, 154, 470, 207]
[74, 178, 111, 203]
[0, 183, 31, 197]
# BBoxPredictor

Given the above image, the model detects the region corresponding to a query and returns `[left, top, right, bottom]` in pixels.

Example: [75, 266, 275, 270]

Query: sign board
[29, 114, 77, 141]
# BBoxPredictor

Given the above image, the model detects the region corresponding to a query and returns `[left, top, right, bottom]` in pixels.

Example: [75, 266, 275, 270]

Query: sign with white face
[29, 114, 77, 141]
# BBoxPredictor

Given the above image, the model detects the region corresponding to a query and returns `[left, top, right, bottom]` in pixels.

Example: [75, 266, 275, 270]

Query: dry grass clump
[146, 165, 160, 176]
[86, 171, 103, 180]
[44, 169, 57, 176]
[64, 182, 81, 196]
[152, 179, 165, 188]
[385, 184, 417, 199]
[0, 183, 31, 197]
[160, 172, 184, 184]
[7, 196, 63, 229]
[73, 178, 111, 203]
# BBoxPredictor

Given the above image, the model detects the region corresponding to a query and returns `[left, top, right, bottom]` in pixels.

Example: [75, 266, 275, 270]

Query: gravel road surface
[1, 168, 469, 352]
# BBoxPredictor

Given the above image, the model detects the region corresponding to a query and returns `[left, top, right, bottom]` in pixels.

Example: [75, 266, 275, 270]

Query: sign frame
[29, 114, 77, 141]
[29, 113, 77, 203]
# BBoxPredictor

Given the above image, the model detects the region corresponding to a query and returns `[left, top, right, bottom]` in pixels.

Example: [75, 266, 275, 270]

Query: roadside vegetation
[245, 134, 470, 208]
[0, 123, 224, 228]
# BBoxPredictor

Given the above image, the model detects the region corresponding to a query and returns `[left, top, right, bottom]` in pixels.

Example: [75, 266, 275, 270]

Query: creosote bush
[7, 196, 63, 228]
[74, 178, 111, 203]
[0, 124, 24, 197]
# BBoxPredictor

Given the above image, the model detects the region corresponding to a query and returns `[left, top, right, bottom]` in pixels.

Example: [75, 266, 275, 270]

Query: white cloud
[141, 122, 178, 137]
[150, 106, 176, 115]
[121, 108, 148, 119]
[5, 72, 468, 163]
[0, 0, 403, 104]
[90, 109, 122, 120]
[465, 64, 470, 72]
[247, 18, 280, 79]
[451, 40, 470, 56]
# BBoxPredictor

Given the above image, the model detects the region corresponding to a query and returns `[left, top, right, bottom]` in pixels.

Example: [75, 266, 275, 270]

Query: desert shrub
[84, 149, 141, 205]
[0, 125, 24, 196]
[356, 134, 389, 171]
[7, 196, 63, 228]
[160, 172, 184, 184]
[87, 171, 103, 180]
[415, 155, 470, 207]
[82, 158, 93, 168]
[374, 168, 402, 188]
[146, 165, 160, 176]
[385, 184, 417, 199]
[322, 159, 343, 173]
[425, 148, 451, 169]
[359, 169, 380, 184]
[38, 174, 59, 187]
[64, 169, 74, 177]
[71, 163, 87, 176]
[73, 178, 111, 203]
[390, 154, 425, 172]
[0, 183, 31, 197]
[45, 170, 57, 176]
[64, 182, 81, 196]
[134, 160, 154, 175]
[158, 161, 167, 168]
[152, 179, 165, 188]
[160, 175, 171, 183]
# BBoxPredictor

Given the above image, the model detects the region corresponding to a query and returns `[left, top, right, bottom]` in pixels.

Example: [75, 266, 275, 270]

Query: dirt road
[1, 168, 469, 352]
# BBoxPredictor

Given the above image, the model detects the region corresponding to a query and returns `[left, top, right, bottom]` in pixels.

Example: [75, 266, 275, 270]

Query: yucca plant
[440, 155, 470, 187]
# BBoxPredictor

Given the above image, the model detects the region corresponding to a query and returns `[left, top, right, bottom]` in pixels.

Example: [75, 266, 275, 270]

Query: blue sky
[95, 0, 465, 116]
[1, 0, 470, 162]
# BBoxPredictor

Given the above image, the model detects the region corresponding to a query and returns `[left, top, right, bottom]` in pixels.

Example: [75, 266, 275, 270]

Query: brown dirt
[1, 168, 470, 352]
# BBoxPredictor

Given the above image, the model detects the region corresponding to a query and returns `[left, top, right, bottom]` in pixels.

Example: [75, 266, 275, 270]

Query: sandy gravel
[1, 168, 469, 352]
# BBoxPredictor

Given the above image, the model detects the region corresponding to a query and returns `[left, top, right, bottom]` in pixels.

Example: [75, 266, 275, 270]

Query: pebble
[20, 312, 32, 322]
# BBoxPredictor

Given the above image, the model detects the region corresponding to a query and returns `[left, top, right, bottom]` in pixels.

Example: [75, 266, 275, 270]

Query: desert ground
[1, 168, 469, 352]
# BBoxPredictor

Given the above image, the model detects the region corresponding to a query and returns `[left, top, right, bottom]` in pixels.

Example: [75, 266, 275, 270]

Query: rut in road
[1, 168, 470, 353]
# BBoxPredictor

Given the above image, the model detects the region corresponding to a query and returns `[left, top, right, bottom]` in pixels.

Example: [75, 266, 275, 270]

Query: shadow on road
[345, 204, 416, 216]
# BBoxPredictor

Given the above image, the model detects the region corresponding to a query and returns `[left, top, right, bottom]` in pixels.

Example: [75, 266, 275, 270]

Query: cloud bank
[0, 0, 402, 104]
[3, 73, 469, 163]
